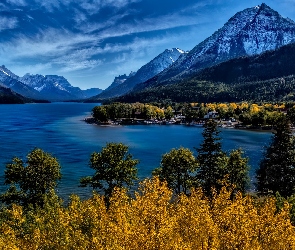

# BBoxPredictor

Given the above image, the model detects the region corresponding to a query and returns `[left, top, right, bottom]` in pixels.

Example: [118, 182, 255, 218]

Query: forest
[0, 117, 295, 248]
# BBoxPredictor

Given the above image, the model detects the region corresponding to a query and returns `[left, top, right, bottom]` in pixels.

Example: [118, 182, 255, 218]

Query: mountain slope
[0, 85, 30, 104]
[0, 66, 44, 100]
[193, 42, 295, 84]
[114, 42, 295, 103]
[96, 48, 186, 99]
[134, 3, 295, 91]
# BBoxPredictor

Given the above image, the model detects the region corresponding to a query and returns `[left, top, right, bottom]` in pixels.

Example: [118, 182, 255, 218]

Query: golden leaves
[0, 177, 294, 249]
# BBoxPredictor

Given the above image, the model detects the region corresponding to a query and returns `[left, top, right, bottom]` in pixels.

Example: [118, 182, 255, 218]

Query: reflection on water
[0, 103, 271, 199]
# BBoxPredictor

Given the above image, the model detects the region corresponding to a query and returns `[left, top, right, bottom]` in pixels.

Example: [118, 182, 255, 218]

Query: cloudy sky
[1, 0, 295, 90]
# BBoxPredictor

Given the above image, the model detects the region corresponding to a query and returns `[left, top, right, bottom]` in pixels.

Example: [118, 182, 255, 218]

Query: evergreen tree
[256, 117, 295, 197]
[196, 119, 227, 195]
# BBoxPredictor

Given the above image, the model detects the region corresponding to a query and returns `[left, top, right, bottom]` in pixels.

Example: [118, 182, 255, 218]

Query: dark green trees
[0, 148, 61, 207]
[153, 147, 198, 195]
[196, 119, 249, 195]
[256, 117, 295, 197]
[80, 143, 139, 197]
[92, 106, 109, 122]
[196, 119, 227, 195]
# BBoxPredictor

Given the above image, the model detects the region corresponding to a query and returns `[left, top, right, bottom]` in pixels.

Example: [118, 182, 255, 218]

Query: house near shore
[204, 111, 219, 119]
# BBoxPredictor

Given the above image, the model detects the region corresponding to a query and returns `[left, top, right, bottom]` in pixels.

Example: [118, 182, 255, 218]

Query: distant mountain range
[0, 66, 102, 102]
[89, 3, 295, 103]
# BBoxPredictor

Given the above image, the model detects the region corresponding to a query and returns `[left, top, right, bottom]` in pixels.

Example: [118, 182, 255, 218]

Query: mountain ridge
[96, 48, 187, 99]
[132, 3, 295, 92]
[0, 66, 102, 101]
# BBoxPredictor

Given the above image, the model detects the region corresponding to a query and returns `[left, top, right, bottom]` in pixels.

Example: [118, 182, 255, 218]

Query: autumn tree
[0, 148, 61, 207]
[152, 147, 198, 195]
[256, 117, 295, 197]
[196, 119, 227, 195]
[80, 143, 139, 197]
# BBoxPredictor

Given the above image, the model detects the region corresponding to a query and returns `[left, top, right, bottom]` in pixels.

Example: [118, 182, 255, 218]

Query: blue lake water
[0, 102, 271, 198]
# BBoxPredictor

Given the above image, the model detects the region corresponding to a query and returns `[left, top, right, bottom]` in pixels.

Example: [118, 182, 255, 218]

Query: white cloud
[6, 0, 27, 6]
[79, 0, 140, 14]
[0, 17, 18, 31]
[1, 29, 98, 58]
[58, 59, 102, 72]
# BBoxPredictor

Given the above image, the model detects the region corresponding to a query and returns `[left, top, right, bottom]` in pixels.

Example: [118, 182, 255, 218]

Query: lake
[0, 102, 271, 198]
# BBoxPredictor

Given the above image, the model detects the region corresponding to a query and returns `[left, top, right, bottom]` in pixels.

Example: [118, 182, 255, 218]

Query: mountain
[134, 3, 295, 91]
[0, 66, 102, 101]
[81, 88, 103, 99]
[95, 48, 186, 99]
[20, 74, 102, 101]
[103, 72, 136, 92]
[0, 66, 44, 100]
[114, 42, 295, 103]
[0, 84, 30, 104]
[192, 42, 295, 84]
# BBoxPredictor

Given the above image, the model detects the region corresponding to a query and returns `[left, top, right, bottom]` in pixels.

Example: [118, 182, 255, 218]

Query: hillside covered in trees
[109, 43, 295, 104]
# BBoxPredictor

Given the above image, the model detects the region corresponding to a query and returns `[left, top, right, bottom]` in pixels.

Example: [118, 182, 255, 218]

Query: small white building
[204, 111, 219, 119]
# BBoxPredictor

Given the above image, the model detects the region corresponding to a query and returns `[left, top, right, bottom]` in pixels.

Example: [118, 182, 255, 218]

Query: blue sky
[1, 0, 295, 90]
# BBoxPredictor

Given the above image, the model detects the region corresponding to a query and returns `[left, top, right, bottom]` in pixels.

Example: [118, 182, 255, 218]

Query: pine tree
[196, 119, 227, 195]
[256, 117, 295, 197]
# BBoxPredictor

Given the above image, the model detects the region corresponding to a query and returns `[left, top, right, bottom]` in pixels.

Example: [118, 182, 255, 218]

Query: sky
[1, 0, 295, 90]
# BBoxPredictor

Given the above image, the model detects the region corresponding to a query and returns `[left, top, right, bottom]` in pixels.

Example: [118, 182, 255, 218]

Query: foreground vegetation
[1, 178, 295, 249]
[1, 117, 295, 248]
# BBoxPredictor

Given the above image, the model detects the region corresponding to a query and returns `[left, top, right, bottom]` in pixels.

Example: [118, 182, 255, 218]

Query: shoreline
[84, 116, 279, 133]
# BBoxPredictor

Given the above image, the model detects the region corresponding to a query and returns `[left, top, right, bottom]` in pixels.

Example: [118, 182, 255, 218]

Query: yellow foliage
[239, 102, 249, 110]
[0, 178, 294, 249]
[206, 103, 217, 111]
[250, 104, 260, 113]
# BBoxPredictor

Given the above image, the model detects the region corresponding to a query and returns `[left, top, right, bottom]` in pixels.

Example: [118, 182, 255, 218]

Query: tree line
[92, 101, 295, 128]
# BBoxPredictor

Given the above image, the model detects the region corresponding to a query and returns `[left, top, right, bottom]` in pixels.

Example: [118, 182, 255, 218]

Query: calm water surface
[0, 103, 271, 198]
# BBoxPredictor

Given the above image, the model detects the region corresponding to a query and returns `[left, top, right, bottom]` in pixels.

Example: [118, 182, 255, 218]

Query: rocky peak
[152, 3, 295, 84]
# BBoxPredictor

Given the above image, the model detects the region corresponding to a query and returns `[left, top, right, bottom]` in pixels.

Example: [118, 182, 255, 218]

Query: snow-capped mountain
[20, 74, 103, 101]
[97, 48, 187, 99]
[137, 3, 295, 88]
[0, 66, 44, 100]
[0, 66, 102, 101]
